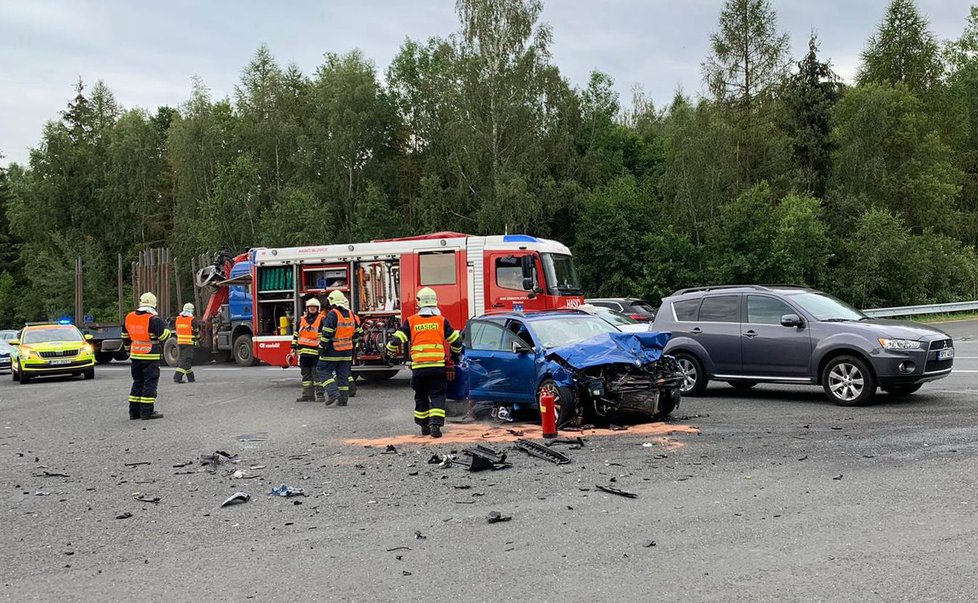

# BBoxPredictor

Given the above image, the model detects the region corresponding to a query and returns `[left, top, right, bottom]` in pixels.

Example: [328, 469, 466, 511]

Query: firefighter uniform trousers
[130, 360, 160, 414]
[175, 345, 195, 382]
[412, 367, 447, 427]
[299, 355, 322, 399]
[316, 307, 361, 405]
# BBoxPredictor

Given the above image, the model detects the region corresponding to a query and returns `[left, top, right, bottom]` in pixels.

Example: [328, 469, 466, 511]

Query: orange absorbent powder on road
[343, 421, 700, 448]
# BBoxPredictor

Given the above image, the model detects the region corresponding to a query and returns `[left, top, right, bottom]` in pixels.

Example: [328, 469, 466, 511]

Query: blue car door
[489, 319, 537, 403]
[460, 319, 509, 401]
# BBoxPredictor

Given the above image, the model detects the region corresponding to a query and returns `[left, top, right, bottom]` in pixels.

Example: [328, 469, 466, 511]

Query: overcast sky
[0, 0, 972, 167]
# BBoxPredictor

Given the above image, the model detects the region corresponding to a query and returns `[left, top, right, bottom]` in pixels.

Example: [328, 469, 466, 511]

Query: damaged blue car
[455, 310, 684, 426]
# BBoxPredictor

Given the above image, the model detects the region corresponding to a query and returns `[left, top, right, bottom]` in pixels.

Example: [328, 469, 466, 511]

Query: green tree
[782, 34, 842, 197]
[835, 208, 921, 307]
[770, 194, 832, 286]
[945, 7, 978, 243]
[830, 83, 960, 233]
[707, 182, 780, 284]
[703, 0, 792, 189]
[259, 185, 336, 247]
[858, 0, 943, 93]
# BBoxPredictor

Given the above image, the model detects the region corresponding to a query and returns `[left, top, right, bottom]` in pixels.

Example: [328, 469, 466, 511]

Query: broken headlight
[587, 379, 605, 397]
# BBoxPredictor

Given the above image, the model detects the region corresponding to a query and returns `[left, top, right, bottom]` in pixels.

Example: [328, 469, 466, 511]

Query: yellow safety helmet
[139, 292, 157, 308]
[327, 290, 348, 308]
[416, 287, 438, 308]
[305, 297, 321, 309]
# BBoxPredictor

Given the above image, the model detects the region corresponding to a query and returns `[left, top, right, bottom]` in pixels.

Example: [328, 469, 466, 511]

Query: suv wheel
[822, 355, 876, 406]
[675, 353, 707, 396]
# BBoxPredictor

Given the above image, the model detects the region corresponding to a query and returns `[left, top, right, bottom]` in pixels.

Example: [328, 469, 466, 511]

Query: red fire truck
[249, 232, 584, 381]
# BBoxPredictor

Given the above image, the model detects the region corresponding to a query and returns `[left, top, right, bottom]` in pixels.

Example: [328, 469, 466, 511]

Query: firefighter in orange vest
[316, 290, 363, 406]
[121, 292, 170, 420]
[385, 287, 462, 438]
[173, 302, 200, 384]
[289, 297, 324, 402]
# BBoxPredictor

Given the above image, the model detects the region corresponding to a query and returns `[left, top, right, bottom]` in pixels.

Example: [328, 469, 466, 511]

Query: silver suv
[653, 285, 954, 406]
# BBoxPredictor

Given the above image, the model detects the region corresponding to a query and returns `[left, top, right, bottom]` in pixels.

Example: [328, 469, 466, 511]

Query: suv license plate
[938, 348, 954, 361]
[48, 359, 71, 366]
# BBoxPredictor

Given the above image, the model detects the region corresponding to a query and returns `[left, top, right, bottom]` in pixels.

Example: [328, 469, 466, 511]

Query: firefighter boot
[140, 405, 164, 420]
[187, 371, 195, 383]
[173, 372, 184, 384]
[348, 377, 357, 398]
[129, 402, 141, 420]
[429, 425, 442, 439]
[420, 425, 431, 436]
[316, 392, 326, 403]
[324, 392, 339, 406]
[337, 392, 349, 407]
[296, 387, 315, 402]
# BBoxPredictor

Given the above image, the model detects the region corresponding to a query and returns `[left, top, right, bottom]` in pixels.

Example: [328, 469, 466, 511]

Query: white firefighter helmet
[327, 290, 349, 308]
[305, 297, 321, 310]
[416, 287, 438, 308]
[182, 302, 195, 315]
[139, 292, 157, 308]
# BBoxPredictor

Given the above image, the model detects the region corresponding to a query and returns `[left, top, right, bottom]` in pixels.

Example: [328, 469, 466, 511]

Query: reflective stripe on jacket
[124, 311, 170, 360]
[293, 313, 324, 354]
[175, 315, 197, 345]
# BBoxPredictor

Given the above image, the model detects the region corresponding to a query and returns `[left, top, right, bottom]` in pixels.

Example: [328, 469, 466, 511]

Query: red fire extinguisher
[539, 388, 557, 439]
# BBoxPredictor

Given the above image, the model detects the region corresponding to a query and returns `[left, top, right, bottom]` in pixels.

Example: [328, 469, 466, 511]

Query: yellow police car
[10, 322, 96, 384]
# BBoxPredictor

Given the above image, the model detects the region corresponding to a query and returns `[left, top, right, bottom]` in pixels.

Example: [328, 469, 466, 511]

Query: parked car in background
[0, 339, 12, 373]
[9, 323, 96, 384]
[585, 298, 656, 322]
[456, 310, 683, 426]
[653, 285, 954, 406]
[0, 330, 18, 342]
[578, 304, 650, 333]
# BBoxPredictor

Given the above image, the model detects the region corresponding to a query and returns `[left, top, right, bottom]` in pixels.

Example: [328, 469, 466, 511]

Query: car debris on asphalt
[595, 485, 638, 498]
[115, 512, 132, 519]
[132, 493, 161, 504]
[270, 484, 306, 497]
[221, 492, 251, 508]
[487, 511, 513, 524]
[513, 439, 571, 465]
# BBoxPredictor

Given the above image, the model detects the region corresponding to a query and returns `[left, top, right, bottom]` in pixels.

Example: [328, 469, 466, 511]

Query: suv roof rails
[672, 284, 810, 296]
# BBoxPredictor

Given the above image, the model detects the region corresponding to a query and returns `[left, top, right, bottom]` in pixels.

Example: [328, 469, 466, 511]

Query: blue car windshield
[0, 340, 12, 353]
[531, 316, 618, 349]
[789, 292, 865, 321]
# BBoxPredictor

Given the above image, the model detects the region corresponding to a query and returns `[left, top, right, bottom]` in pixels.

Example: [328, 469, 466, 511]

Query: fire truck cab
[249, 232, 584, 380]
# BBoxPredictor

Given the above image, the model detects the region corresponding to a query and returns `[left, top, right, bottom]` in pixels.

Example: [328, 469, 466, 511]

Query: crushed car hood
[545, 331, 672, 369]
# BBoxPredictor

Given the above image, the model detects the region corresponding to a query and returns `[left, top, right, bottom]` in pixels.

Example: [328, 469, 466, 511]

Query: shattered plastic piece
[641, 443, 654, 448]
[271, 484, 306, 497]
[402, 571, 412, 576]
[427, 455, 442, 465]
[513, 439, 570, 465]
[644, 541, 657, 548]
[133, 493, 161, 504]
[595, 485, 638, 499]
[235, 432, 269, 441]
[414, 530, 426, 540]
[486, 511, 512, 524]
[382, 444, 397, 454]
[505, 429, 525, 437]
[115, 512, 132, 519]
[546, 437, 586, 449]
[35, 491, 51, 496]
[124, 461, 152, 467]
[609, 425, 628, 432]
[387, 546, 412, 552]
[172, 461, 193, 468]
[221, 492, 251, 508]
[233, 470, 246, 479]
[833, 474, 844, 480]
[41, 471, 70, 478]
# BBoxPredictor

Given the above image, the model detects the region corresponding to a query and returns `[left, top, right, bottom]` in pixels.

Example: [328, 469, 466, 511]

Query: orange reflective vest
[125, 312, 156, 360]
[407, 314, 448, 369]
[330, 309, 358, 352]
[176, 315, 195, 345]
[296, 313, 324, 348]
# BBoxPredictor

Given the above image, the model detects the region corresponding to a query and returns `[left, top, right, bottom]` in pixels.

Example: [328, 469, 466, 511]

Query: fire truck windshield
[542, 253, 582, 295]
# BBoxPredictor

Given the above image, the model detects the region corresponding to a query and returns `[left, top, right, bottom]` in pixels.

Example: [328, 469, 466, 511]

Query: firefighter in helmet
[316, 290, 363, 406]
[122, 292, 170, 420]
[289, 297, 325, 402]
[385, 287, 462, 438]
[173, 302, 200, 384]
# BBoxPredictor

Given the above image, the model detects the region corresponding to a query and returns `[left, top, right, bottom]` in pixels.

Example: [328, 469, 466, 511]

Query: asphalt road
[2, 327, 978, 602]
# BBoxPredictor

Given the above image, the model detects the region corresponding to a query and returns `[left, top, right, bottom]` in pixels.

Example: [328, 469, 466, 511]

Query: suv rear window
[673, 299, 701, 321]
[628, 301, 655, 314]
[698, 295, 739, 322]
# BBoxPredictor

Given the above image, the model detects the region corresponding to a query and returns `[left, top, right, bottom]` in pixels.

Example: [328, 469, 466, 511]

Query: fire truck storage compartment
[302, 265, 349, 292]
[257, 265, 296, 336]
[354, 260, 401, 360]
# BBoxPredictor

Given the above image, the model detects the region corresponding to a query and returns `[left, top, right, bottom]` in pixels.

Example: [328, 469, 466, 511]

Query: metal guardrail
[862, 301, 978, 318]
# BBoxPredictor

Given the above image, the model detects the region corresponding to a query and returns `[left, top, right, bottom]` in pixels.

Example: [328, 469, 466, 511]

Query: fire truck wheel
[358, 370, 399, 383]
[233, 334, 258, 366]
[162, 338, 180, 367]
[95, 353, 114, 365]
